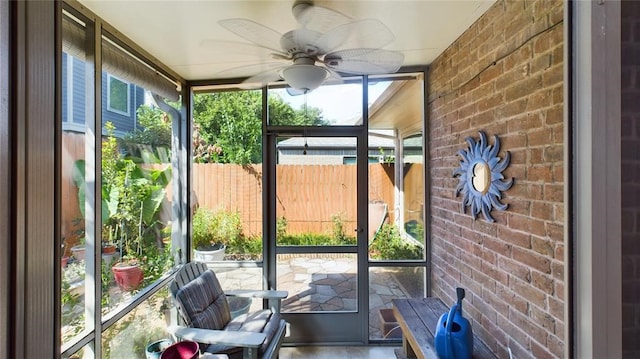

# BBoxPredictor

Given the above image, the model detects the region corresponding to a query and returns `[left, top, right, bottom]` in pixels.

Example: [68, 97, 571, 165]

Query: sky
[274, 81, 390, 125]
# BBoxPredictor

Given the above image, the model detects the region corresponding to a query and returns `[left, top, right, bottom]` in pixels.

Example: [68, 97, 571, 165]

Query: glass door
[270, 133, 367, 343]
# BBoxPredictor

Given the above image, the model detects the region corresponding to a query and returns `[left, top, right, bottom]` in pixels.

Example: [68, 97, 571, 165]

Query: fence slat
[62, 133, 397, 239]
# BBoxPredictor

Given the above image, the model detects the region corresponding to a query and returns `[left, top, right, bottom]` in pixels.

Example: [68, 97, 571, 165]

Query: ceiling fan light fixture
[282, 64, 328, 93]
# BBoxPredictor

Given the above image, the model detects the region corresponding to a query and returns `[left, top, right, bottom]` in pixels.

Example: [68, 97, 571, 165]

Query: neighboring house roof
[277, 136, 394, 150]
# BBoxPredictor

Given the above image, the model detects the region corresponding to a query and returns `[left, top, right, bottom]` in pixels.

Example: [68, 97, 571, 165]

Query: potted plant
[192, 207, 225, 261]
[73, 122, 171, 292]
[192, 207, 243, 262]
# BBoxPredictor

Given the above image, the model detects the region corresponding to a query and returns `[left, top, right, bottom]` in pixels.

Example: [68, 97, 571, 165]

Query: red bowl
[160, 340, 199, 359]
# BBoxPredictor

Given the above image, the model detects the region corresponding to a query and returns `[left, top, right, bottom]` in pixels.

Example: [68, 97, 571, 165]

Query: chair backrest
[170, 261, 209, 296]
[170, 262, 232, 329]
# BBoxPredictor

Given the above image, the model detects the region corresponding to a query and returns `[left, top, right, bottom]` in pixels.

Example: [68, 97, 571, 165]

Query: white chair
[168, 262, 288, 359]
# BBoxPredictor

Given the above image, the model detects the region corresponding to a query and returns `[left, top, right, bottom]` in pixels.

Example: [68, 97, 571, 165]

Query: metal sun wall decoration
[453, 131, 514, 223]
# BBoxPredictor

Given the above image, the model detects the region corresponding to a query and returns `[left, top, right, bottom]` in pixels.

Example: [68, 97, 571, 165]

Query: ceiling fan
[215, 0, 404, 93]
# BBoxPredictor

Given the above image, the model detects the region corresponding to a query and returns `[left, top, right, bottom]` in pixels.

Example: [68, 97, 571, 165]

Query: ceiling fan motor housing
[280, 29, 324, 57]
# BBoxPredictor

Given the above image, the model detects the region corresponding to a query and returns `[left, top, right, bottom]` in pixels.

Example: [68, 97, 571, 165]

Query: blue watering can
[434, 288, 473, 359]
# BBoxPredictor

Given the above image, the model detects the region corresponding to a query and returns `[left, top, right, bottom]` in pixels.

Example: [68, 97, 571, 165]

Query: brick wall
[622, 2, 640, 357]
[428, 1, 564, 358]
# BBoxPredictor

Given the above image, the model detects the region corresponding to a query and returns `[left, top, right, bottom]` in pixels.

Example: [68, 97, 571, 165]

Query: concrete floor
[279, 345, 400, 359]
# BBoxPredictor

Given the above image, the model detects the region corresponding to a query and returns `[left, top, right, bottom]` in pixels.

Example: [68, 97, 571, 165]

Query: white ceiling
[78, 0, 495, 82]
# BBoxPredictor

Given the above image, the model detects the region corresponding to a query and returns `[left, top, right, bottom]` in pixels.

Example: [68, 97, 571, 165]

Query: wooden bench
[392, 298, 497, 359]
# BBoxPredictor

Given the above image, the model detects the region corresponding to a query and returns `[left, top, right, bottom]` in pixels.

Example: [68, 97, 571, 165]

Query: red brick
[543, 144, 563, 162]
[484, 236, 512, 257]
[531, 237, 554, 257]
[498, 256, 531, 283]
[552, 84, 563, 104]
[505, 75, 543, 102]
[547, 333, 564, 357]
[534, 25, 563, 54]
[530, 53, 552, 74]
[470, 109, 497, 127]
[509, 309, 547, 342]
[548, 297, 564, 322]
[504, 197, 531, 217]
[504, 43, 533, 69]
[551, 261, 564, 281]
[546, 222, 563, 242]
[526, 89, 553, 110]
[530, 305, 556, 332]
[543, 183, 563, 202]
[501, 131, 528, 149]
[429, 0, 564, 353]
[477, 92, 504, 112]
[527, 126, 553, 145]
[498, 226, 531, 249]
[480, 62, 505, 85]
[507, 112, 544, 132]
[530, 339, 555, 359]
[529, 147, 544, 164]
[554, 280, 564, 300]
[542, 63, 563, 87]
[527, 165, 553, 183]
[531, 201, 554, 220]
[512, 246, 551, 274]
[531, 270, 555, 294]
[545, 105, 563, 125]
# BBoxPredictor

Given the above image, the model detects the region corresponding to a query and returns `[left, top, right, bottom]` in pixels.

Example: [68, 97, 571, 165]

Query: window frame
[106, 73, 130, 116]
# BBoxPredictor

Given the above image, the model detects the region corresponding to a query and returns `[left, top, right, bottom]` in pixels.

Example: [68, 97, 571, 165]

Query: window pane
[100, 35, 176, 315]
[369, 266, 425, 340]
[368, 73, 425, 261]
[278, 253, 357, 312]
[61, 12, 91, 348]
[107, 75, 129, 115]
[276, 136, 357, 245]
[403, 134, 424, 242]
[191, 89, 264, 262]
[102, 288, 173, 358]
[267, 79, 363, 126]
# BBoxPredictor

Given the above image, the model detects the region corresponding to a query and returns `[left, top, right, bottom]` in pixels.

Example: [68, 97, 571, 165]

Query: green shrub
[331, 212, 348, 243]
[369, 224, 423, 260]
[276, 216, 288, 238]
[277, 232, 356, 246]
[192, 207, 243, 250]
[191, 207, 216, 249]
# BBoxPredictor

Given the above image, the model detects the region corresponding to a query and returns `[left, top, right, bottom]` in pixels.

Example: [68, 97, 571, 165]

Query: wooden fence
[193, 163, 396, 237]
[61, 133, 398, 243]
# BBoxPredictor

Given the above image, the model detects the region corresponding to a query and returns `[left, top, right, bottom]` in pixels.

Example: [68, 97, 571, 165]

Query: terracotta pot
[102, 244, 117, 254]
[112, 262, 144, 291]
[61, 256, 69, 268]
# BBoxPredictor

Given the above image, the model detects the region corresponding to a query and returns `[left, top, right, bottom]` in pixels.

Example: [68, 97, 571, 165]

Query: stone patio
[210, 255, 417, 340]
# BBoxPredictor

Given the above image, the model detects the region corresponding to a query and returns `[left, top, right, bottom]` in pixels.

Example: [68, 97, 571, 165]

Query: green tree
[193, 90, 326, 164]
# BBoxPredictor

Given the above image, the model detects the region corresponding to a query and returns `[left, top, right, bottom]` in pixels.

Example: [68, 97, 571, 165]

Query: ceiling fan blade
[240, 65, 286, 89]
[333, 19, 396, 51]
[310, 18, 394, 56]
[218, 18, 285, 54]
[292, 2, 353, 33]
[325, 67, 345, 84]
[324, 48, 404, 75]
[216, 62, 286, 80]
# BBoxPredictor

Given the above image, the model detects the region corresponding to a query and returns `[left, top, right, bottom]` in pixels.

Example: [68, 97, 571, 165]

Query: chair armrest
[225, 290, 288, 300]
[225, 290, 288, 314]
[167, 325, 266, 348]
